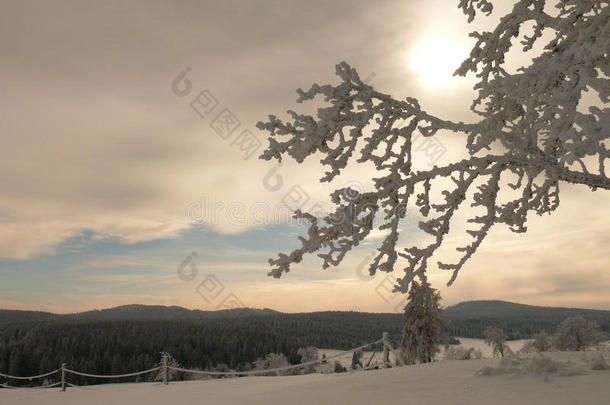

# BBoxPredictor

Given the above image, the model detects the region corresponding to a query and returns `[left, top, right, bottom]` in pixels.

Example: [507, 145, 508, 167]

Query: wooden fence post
[162, 354, 168, 385]
[61, 363, 67, 391]
[382, 332, 390, 368]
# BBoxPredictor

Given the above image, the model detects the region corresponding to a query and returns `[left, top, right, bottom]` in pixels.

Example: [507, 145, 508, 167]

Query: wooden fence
[0, 332, 403, 391]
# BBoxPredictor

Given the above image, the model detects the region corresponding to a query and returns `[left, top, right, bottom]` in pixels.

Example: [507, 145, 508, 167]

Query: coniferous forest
[1, 301, 608, 386]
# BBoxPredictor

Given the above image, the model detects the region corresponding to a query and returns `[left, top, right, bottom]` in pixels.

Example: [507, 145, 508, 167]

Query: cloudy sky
[1, 0, 608, 314]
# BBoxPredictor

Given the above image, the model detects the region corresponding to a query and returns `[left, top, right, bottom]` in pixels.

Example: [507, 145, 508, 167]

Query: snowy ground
[2, 347, 608, 405]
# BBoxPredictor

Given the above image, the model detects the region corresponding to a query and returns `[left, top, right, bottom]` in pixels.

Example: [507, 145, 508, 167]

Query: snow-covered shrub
[520, 357, 559, 375]
[477, 356, 579, 378]
[503, 344, 517, 358]
[533, 331, 553, 352]
[251, 353, 292, 376]
[444, 346, 481, 360]
[333, 360, 346, 373]
[554, 317, 603, 351]
[476, 366, 509, 377]
[264, 353, 291, 375]
[315, 361, 333, 374]
[214, 363, 231, 373]
[265, 353, 289, 368]
[589, 354, 608, 370]
[236, 362, 252, 372]
[314, 353, 333, 374]
[297, 347, 319, 374]
[252, 358, 266, 371]
[484, 327, 506, 357]
[518, 340, 535, 355]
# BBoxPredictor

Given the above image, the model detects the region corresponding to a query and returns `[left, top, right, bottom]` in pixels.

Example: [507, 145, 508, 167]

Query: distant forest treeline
[0, 301, 608, 384]
[0, 313, 397, 385]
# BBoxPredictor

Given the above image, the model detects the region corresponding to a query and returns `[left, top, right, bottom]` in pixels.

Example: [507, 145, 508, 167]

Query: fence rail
[0, 332, 400, 391]
[63, 367, 161, 379]
[0, 369, 61, 380]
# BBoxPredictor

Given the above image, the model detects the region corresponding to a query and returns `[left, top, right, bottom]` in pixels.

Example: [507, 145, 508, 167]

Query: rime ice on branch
[257, 0, 609, 292]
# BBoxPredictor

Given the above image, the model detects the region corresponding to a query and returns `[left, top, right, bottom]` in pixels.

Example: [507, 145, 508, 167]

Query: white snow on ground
[2, 349, 608, 405]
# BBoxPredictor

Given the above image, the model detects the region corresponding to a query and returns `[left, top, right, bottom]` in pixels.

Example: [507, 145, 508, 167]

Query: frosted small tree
[532, 330, 553, 352]
[484, 326, 507, 357]
[155, 352, 180, 382]
[554, 316, 603, 350]
[400, 280, 444, 364]
[263, 352, 291, 375]
[297, 346, 319, 373]
[258, 1, 609, 342]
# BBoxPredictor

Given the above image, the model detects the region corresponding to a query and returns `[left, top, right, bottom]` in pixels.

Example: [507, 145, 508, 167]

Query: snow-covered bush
[518, 340, 535, 355]
[334, 360, 347, 373]
[477, 355, 578, 378]
[265, 353, 291, 375]
[297, 347, 319, 374]
[588, 353, 608, 370]
[470, 348, 483, 359]
[214, 363, 231, 373]
[520, 357, 559, 375]
[554, 316, 604, 351]
[532, 331, 553, 352]
[265, 353, 289, 368]
[251, 353, 293, 376]
[252, 358, 266, 371]
[444, 346, 482, 360]
[484, 327, 506, 357]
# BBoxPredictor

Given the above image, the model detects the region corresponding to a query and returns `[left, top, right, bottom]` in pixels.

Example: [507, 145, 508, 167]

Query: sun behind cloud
[410, 37, 469, 88]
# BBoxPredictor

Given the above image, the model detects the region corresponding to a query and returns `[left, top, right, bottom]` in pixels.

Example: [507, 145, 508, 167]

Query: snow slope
[2, 351, 608, 405]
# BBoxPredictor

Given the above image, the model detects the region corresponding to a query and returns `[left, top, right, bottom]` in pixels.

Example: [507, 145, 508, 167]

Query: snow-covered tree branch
[257, 0, 609, 292]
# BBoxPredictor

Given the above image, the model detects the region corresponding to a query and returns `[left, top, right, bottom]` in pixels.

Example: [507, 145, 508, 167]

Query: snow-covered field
[2, 346, 608, 405]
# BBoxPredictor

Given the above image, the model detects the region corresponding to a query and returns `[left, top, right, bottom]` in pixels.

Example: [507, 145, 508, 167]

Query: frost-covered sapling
[484, 326, 506, 357]
[532, 331, 553, 352]
[554, 316, 604, 351]
[297, 347, 319, 373]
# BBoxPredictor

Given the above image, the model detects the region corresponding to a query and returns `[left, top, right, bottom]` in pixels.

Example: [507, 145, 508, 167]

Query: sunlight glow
[410, 37, 469, 88]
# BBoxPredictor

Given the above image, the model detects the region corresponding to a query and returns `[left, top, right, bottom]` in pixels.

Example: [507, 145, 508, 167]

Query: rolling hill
[1, 300, 608, 338]
[444, 300, 610, 338]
